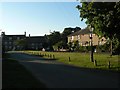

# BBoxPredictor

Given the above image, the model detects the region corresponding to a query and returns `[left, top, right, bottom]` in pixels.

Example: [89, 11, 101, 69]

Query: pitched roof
[26, 36, 47, 43]
[4, 35, 25, 37]
[67, 28, 92, 37]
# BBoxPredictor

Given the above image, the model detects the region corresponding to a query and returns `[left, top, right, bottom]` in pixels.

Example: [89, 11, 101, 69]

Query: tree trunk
[110, 40, 112, 56]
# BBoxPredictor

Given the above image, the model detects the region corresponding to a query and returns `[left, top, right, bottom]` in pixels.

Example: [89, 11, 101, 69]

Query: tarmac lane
[8, 52, 120, 88]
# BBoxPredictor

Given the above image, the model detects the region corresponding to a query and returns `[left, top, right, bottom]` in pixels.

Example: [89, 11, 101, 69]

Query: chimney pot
[29, 34, 30, 38]
[24, 31, 26, 36]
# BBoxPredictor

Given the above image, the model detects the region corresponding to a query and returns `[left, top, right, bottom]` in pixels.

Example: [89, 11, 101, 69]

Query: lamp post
[90, 27, 94, 62]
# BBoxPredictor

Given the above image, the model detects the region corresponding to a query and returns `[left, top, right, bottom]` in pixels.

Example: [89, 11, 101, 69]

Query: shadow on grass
[23, 52, 120, 73]
[31, 54, 57, 61]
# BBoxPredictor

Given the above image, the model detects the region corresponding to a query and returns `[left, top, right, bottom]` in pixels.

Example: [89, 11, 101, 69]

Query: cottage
[67, 28, 106, 46]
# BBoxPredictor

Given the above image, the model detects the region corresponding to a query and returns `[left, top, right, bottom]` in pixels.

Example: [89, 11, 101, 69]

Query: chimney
[24, 31, 26, 36]
[1, 32, 5, 37]
[29, 34, 30, 38]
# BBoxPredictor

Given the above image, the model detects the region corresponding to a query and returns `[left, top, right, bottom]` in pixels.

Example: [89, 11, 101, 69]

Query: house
[1, 32, 26, 51]
[1, 32, 48, 51]
[67, 28, 106, 47]
[26, 34, 48, 50]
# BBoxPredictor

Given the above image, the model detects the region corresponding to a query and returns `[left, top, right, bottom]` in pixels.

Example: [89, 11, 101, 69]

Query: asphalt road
[8, 52, 120, 88]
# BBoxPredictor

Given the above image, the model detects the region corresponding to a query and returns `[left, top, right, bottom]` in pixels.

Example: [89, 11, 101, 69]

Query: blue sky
[1, 2, 87, 36]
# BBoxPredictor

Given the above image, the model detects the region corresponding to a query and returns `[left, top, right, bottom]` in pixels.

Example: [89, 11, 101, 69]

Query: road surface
[8, 52, 120, 88]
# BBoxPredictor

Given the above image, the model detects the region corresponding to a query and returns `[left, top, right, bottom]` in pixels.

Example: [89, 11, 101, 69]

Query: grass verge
[21, 51, 120, 72]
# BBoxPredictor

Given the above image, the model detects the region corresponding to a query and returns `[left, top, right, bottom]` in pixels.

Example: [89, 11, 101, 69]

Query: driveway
[8, 52, 120, 88]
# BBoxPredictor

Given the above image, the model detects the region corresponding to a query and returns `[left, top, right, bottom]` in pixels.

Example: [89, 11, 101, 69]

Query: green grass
[21, 50, 120, 72]
[2, 55, 46, 88]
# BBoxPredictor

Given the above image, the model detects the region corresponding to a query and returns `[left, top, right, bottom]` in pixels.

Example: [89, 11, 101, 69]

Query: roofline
[26, 36, 45, 38]
[67, 28, 93, 37]
[5, 34, 25, 36]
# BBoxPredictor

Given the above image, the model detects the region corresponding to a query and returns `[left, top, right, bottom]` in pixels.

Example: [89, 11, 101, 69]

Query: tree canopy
[44, 27, 81, 50]
[76, 2, 120, 54]
[76, 2, 120, 40]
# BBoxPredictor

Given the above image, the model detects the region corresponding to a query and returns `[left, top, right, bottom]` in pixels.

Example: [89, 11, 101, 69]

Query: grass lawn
[22, 51, 120, 72]
[2, 54, 46, 88]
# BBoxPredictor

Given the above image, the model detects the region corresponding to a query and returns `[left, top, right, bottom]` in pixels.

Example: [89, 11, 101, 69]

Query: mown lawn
[22, 51, 120, 72]
[2, 54, 46, 89]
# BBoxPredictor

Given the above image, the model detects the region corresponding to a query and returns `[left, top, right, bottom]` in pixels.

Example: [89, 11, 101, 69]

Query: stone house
[67, 28, 106, 47]
[26, 34, 48, 50]
[1, 32, 26, 51]
[1, 32, 48, 51]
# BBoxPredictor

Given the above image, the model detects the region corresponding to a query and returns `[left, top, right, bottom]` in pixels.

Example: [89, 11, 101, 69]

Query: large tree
[76, 2, 120, 54]
[46, 31, 61, 50]
[61, 27, 81, 48]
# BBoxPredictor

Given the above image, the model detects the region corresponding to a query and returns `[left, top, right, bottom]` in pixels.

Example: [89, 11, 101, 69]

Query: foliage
[72, 40, 79, 51]
[112, 38, 120, 54]
[53, 41, 68, 51]
[45, 27, 81, 50]
[68, 42, 73, 51]
[61, 27, 81, 49]
[76, 2, 120, 54]
[46, 31, 61, 50]
[14, 39, 26, 50]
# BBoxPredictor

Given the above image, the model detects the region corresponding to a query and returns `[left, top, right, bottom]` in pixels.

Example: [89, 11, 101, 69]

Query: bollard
[69, 57, 71, 62]
[108, 61, 110, 69]
[50, 54, 52, 59]
[53, 55, 55, 59]
[94, 60, 97, 66]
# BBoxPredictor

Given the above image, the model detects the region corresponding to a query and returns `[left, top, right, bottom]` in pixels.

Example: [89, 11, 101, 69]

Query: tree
[53, 41, 66, 51]
[46, 31, 61, 50]
[76, 2, 120, 55]
[46, 27, 81, 50]
[14, 39, 26, 50]
[68, 42, 73, 51]
[61, 27, 81, 49]
[72, 40, 79, 51]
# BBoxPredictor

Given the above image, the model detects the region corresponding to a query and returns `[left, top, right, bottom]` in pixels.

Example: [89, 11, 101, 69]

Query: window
[32, 43, 34, 46]
[77, 35, 79, 39]
[72, 36, 74, 40]
[9, 37, 12, 40]
[5, 42, 8, 45]
[17, 37, 20, 40]
[9, 42, 12, 45]
[39, 43, 42, 46]
[5, 46, 8, 49]
[99, 41, 102, 45]
[9, 46, 12, 49]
